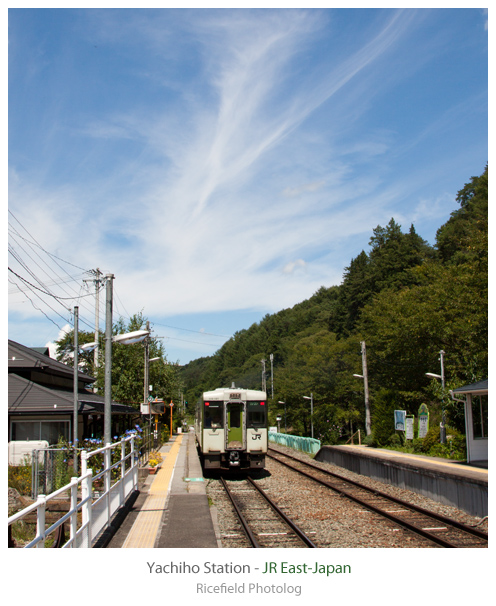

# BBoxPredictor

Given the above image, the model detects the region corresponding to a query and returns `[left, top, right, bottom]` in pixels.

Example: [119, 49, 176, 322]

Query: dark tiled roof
[9, 373, 138, 415]
[8, 339, 95, 384]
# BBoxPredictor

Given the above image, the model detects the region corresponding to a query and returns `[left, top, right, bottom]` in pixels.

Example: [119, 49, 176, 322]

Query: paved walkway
[107, 431, 219, 548]
[121, 434, 183, 548]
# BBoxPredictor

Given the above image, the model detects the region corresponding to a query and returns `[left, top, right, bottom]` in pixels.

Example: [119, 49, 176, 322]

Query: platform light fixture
[303, 393, 314, 439]
[278, 401, 287, 433]
[426, 350, 446, 444]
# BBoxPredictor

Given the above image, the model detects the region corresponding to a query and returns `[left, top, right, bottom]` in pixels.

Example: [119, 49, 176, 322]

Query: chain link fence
[27, 423, 166, 498]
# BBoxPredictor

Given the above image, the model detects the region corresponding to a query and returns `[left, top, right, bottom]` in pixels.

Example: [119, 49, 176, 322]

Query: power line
[8, 212, 231, 348]
[151, 320, 231, 338]
[8, 211, 88, 272]
[8, 276, 69, 331]
[9, 267, 98, 301]
[8, 211, 100, 333]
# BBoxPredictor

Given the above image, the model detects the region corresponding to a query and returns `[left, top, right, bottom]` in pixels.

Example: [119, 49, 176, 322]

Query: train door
[226, 401, 244, 450]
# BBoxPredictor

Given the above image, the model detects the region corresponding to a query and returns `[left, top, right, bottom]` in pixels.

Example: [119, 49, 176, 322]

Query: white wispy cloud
[10, 7, 481, 349]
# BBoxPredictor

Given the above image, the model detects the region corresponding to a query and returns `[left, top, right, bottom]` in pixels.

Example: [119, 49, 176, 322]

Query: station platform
[315, 445, 488, 517]
[106, 430, 219, 548]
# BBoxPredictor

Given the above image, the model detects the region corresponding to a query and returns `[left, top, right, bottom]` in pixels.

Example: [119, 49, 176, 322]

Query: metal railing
[8, 435, 139, 548]
[345, 429, 362, 445]
[269, 432, 321, 455]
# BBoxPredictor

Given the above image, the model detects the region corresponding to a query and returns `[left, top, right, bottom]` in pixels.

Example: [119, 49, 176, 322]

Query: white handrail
[8, 434, 139, 548]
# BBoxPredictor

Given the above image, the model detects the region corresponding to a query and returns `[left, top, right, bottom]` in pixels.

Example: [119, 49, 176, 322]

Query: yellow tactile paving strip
[122, 434, 183, 548]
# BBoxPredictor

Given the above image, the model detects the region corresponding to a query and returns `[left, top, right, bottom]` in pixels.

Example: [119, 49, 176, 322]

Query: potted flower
[148, 452, 163, 474]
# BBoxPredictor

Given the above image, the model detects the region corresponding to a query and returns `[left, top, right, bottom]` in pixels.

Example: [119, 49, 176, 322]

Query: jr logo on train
[195, 385, 268, 469]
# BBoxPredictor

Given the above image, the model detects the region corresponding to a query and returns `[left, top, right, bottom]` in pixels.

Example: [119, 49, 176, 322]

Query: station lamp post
[426, 350, 446, 444]
[103, 329, 150, 445]
[102, 274, 152, 445]
[278, 401, 287, 433]
[303, 393, 314, 439]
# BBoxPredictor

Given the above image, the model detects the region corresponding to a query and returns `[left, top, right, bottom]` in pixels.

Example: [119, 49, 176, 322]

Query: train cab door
[226, 401, 244, 450]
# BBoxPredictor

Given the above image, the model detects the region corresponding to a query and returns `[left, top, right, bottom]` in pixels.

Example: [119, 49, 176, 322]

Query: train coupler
[228, 451, 241, 466]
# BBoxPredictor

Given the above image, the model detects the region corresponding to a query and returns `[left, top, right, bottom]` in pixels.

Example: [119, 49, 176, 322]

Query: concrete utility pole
[261, 358, 266, 393]
[83, 268, 103, 391]
[270, 353, 274, 399]
[354, 341, 371, 436]
[361, 341, 371, 436]
[73, 306, 79, 474]
[104, 274, 114, 445]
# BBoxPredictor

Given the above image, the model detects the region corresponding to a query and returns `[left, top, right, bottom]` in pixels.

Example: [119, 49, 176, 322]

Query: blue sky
[8, 7, 488, 365]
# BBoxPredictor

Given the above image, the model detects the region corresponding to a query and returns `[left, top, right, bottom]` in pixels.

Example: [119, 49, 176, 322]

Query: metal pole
[94, 269, 101, 378]
[104, 274, 114, 445]
[144, 321, 151, 433]
[73, 306, 79, 474]
[440, 350, 446, 444]
[361, 341, 372, 436]
[311, 393, 314, 439]
[83, 268, 102, 392]
[270, 353, 274, 399]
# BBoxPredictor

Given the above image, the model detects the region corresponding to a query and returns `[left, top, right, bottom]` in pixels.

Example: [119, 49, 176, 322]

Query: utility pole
[361, 341, 371, 436]
[270, 353, 274, 399]
[261, 358, 266, 393]
[143, 321, 151, 433]
[83, 268, 103, 390]
[104, 274, 114, 445]
[73, 306, 79, 474]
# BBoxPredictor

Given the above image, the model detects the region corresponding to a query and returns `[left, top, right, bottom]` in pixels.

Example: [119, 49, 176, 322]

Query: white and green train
[195, 385, 268, 469]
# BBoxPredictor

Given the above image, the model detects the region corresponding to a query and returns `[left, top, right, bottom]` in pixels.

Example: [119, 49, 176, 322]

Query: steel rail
[268, 448, 488, 542]
[268, 451, 485, 548]
[220, 477, 260, 547]
[220, 475, 316, 548]
[246, 476, 317, 548]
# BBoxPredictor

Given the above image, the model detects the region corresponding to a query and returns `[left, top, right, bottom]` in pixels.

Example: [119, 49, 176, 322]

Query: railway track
[268, 448, 488, 548]
[219, 475, 317, 548]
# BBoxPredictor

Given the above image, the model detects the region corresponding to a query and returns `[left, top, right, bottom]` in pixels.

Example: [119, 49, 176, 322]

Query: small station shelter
[452, 379, 488, 467]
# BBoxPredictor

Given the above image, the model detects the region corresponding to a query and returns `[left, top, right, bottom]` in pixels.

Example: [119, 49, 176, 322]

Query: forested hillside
[181, 166, 488, 449]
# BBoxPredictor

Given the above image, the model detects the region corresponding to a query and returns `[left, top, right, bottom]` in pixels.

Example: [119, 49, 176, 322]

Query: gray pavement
[106, 431, 220, 548]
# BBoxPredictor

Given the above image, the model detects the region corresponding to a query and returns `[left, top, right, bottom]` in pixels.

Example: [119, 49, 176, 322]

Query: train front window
[247, 401, 266, 428]
[204, 403, 223, 428]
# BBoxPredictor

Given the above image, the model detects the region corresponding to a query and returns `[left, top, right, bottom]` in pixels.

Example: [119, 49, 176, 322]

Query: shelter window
[471, 394, 488, 439]
[10, 420, 70, 445]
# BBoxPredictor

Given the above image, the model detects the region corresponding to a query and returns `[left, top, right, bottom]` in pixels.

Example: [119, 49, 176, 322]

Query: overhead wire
[9, 211, 231, 350]
[8, 210, 88, 271]
[8, 212, 98, 334]
[8, 218, 98, 321]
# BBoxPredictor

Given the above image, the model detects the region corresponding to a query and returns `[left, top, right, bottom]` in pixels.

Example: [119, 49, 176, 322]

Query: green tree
[436, 165, 488, 264]
[54, 328, 99, 376]
[275, 332, 366, 442]
[55, 312, 183, 411]
[335, 220, 435, 336]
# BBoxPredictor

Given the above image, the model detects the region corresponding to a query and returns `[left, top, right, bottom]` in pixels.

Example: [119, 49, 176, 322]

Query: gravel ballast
[206, 445, 488, 548]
